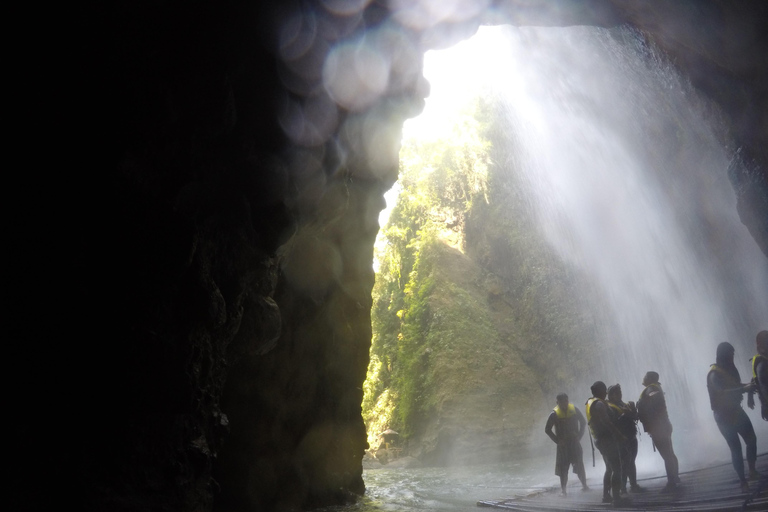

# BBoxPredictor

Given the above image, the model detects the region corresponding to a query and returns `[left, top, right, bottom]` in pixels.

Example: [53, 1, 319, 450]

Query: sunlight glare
[376, 26, 520, 270]
[402, 26, 512, 141]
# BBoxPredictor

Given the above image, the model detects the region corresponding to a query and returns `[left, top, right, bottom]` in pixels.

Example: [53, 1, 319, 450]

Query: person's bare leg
[575, 460, 589, 490]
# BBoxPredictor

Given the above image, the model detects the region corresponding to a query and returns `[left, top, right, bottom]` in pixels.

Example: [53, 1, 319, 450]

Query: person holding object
[607, 384, 644, 494]
[707, 342, 758, 492]
[544, 393, 590, 496]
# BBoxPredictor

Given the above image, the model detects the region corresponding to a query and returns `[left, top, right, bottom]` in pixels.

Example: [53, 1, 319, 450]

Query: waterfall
[485, 25, 768, 468]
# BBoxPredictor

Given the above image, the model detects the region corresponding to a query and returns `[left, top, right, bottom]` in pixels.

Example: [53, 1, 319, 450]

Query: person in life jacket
[586, 381, 627, 506]
[750, 330, 768, 421]
[636, 371, 680, 493]
[544, 393, 590, 496]
[707, 341, 758, 492]
[607, 384, 644, 494]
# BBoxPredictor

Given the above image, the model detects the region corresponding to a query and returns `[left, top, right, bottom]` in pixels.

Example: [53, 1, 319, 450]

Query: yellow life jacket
[585, 397, 605, 437]
[708, 364, 743, 411]
[752, 355, 766, 379]
[554, 403, 576, 419]
[607, 401, 624, 415]
[585, 397, 605, 424]
[750, 355, 768, 410]
[709, 364, 740, 387]
[639, 382, 661, 400]
[709, 364, 730, 377]
[608, 400, 638, 437]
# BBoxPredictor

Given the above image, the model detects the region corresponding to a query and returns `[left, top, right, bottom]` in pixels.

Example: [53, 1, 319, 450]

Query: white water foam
[485, 24, 768, 471]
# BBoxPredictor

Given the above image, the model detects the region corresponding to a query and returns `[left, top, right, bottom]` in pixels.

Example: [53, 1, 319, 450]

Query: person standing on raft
[544, 393, 590, 496]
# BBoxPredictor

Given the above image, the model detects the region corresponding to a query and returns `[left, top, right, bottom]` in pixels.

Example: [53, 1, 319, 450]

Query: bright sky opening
[377, 26, 512, 241]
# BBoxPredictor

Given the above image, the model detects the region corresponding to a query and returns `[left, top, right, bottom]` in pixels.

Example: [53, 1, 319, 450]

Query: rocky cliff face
[363, 98, 613, 465]
[13, 1, 766, 512]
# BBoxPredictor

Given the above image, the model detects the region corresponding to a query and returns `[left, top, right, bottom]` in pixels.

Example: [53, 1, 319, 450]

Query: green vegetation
[364, 96, 605, 461]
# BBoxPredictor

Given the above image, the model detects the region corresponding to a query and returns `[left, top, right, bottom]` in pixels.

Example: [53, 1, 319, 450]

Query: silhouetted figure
[607, 384, 644, 494]
[707, 341, 758, 492]
[637, 371, 680, 493]
[586, 381, 626, 506]
[751, 330, 768, 422]
[545, 393, 590, 496]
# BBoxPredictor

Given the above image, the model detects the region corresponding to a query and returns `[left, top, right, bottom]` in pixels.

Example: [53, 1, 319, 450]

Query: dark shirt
[587, 398, 618, 442]
[707, 365, 745, 417]
[637, 383, 672, 437]
[607, 399, 638, 438]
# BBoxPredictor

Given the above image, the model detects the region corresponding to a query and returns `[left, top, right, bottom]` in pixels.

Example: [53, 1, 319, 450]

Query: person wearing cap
[637, 371, 680, 492]
[586, 381, 627, 506]
[544, 393, 590, 496]
[750, 330, 768, 421]
[607, 384, 644, 494]
[707, 341, 758, 492]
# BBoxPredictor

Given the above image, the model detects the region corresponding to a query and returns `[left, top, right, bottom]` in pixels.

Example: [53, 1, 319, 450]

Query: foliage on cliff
[364, 97, 605, 462]
[364, 103, 490, 442]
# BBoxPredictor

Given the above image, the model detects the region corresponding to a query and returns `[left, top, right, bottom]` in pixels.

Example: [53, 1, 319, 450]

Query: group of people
[544, 330, 768, 505]
[544, 372, 676, 506]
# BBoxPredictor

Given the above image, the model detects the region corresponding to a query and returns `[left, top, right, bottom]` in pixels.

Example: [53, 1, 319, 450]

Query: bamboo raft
[478, 453, 768, 511]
